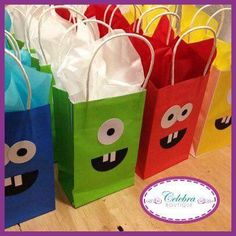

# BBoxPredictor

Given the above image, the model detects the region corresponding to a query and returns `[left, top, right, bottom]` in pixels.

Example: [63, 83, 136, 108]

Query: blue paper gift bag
[5, 50, 55, 228]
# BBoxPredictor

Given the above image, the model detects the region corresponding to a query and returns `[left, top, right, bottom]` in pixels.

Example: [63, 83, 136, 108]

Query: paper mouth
[215, 116, 231, 130]
[160, 128, 187, 149]
[91, 148, 128, 171]
[5, 170, 39, 196]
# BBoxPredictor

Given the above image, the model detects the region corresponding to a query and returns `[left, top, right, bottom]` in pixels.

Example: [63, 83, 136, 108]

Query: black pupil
[168, 114, 174, 121]
[182, 109, 188, 116]
[17, 148, 27, 157]
[107, 128, 115, 136]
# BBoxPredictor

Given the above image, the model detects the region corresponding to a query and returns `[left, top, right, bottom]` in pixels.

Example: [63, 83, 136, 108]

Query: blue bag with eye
[4, 49, 55, 228]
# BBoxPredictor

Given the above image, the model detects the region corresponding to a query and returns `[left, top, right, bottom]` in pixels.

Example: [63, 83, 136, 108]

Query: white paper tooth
[103, 154, 109, 162]
[221, 117, 227, 123]
[173, 131, 178, 139]
[225, 116, 231, 124]
[5, 177, 12, 187]
[14, 175, 23, 186]
[110, 152, 116, 162]
[167, 133, 173, 144]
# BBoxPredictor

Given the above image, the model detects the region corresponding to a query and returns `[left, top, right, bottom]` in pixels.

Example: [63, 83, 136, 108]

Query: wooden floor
[6, 146, 231, 232]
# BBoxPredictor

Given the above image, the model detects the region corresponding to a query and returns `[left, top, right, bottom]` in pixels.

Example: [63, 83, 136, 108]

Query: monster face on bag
[155, 88, 199, 158]
[91, 118, 128, 171]
[5, 106, 55, 228]
[5, 141, 38, 196]
[159, 103, 193, 149]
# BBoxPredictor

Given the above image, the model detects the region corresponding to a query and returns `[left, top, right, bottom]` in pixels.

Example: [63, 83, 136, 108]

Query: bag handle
[104, 5, 142, 22]
[104, 5, 142, 32]
[188, 4, 224, 39]
[86, 32, 155, 101]
[7, 6, 26, 19]
[144, 12, 180, 45]
[135, 6, 170, 33]
[24, 5, 48, 53]
[58, 19, 113, 65]
[5, 30, 21, 61]
[171, 26, 216, 86]
[206, 8, 231, 36]
[5, 49, 32, 110]
[38, 5, 88, 65]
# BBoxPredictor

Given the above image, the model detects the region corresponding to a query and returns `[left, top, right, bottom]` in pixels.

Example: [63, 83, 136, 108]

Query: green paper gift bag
[53, 32, 154, 207]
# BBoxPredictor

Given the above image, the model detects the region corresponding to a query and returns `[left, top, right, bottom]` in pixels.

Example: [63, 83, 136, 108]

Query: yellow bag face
[181, 5, 219, 42]
[197, 69, 231, 155]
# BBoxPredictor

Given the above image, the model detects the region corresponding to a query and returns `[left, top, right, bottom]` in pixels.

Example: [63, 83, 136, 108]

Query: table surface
[6, 146, 231, 232]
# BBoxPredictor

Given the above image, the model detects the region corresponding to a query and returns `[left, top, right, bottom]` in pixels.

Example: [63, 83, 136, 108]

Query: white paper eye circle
[161, 105, 180, 129]
[98, 118, 124, 145]
[5, 144, 10, 166]
[227, 89, 231, 105]
[8, 141, 36, 164]
[178, 103, 193, 121]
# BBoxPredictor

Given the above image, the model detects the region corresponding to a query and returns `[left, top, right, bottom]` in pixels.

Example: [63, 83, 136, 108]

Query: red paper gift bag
[136, 26, 216, 179]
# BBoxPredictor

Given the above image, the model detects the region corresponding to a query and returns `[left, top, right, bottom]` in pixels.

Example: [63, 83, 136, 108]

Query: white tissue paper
[55, 26, 145, 104]
[29, 9, 73, 65]
[6, 5, 46, 42]
[29, 6, 97, 65]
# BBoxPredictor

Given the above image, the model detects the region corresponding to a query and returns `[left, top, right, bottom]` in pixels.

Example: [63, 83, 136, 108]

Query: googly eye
[98, 118, 124, 145]
[227, 89, 231, 105]
[5, 144, 10, 166]
[178, 103, 193, 121]
[8, 141, 36, 164]
[161, 105, 180, 129]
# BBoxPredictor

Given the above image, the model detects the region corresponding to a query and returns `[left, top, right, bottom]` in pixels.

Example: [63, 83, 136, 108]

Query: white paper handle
[24, 5, 48, 53]
[59, 19, 113, 65]
[144, 12, 180, 45]
[38, 5, 88, 65]
[206, 8, 231, 36]
[86, 33, 155, 101]
[189, 4, 224, 39]
[8, 7, 26, 19]
[105, 5, 142, 32]
[135, 6, 170, 33]
[171, 26, 216, 86]
[5, 30, 21, 61]
[103, 5, 141, 23]
[5, 49, 32, 110]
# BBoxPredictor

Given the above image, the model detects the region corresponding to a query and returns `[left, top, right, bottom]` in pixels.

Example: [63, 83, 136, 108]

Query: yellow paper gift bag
[191, 8, 231, 156]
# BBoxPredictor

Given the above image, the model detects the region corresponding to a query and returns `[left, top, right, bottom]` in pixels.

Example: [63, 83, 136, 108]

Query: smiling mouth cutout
[160, 128, 187, 149]
[91, 148, 128, 171]
[215, 116, 231, 130]
[5, 170, 39, 196]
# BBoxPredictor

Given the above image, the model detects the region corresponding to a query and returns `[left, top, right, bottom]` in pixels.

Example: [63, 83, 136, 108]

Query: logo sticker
[140, 177, 219, 223]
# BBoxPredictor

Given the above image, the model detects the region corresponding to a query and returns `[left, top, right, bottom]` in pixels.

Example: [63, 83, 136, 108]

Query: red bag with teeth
[135, 26, 217, 179]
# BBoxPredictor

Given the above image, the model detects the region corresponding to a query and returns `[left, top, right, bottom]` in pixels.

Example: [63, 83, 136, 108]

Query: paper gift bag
[5, 50, 55, 228]
[53, 32, 154, 207]
[136, 26, 216, 179]
[191, 8, 231, 156]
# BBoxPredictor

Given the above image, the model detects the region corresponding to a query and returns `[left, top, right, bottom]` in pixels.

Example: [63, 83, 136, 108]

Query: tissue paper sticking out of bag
[29, 6, 92, 65]
[54, 26, 145, 103]
[5, 53, 52, 112]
